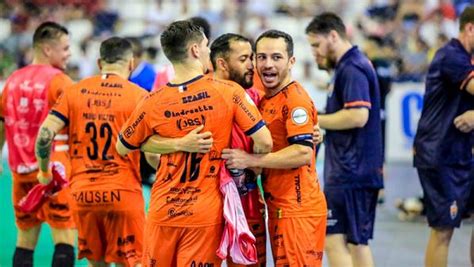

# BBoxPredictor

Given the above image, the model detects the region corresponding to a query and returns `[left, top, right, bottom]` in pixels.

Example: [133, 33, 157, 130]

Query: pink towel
[216, 162, 257, 264]
[16, 161, 68, 213]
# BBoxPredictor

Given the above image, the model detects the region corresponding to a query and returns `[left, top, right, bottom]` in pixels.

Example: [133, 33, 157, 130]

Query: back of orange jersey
[119, 75, 265, 227]
[51, 74, 147, 192]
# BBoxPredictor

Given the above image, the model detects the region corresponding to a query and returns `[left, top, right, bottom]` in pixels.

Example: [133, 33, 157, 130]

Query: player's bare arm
[319, 107, 369, 130]
[223, 143, 312, 170]
[144, 152, 161, 170]
[35, 114, 66, 184]
[313, 123, 323, 144]
[248, 126, 272, 154]
[140, 125, 213, 154]
[465, 77, 474, 95]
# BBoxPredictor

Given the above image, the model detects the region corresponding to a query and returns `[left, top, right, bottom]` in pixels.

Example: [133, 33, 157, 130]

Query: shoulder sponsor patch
[291, 107, 308, 125]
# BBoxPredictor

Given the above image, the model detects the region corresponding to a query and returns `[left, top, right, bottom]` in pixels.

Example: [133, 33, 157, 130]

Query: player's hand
[37, 169, 52, 185]
[222, 148, 252, 169]
[313, 123, 323, 145]
[454, 110, 474, 133]
[180, 125, 213, 153]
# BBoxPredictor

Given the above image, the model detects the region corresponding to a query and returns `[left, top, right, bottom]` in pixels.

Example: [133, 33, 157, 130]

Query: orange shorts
[72, 190, 145, 266]
[12, 151, 74, 230]
[142, 223, 224, 267]
[268, 216, 326, 267]
[227, 218, 266, 267]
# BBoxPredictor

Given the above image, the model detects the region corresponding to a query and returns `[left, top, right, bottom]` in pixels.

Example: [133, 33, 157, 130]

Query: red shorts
[268, 216, 326, 267]
[142, 223, 224, 267]
[12, 151, 75, 230]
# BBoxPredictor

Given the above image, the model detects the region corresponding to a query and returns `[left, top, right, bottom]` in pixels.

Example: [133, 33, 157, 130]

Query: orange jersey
[51, 74, 147, 194]
[119, 75, 265, 227]
[260, 81, 326, 218]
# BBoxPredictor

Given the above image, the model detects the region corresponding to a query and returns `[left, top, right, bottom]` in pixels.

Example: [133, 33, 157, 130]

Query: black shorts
[325, 187, 379, 245]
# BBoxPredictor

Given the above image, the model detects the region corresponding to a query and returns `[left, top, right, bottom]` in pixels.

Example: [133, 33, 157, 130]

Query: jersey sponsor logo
[72, 190, 121, 204]
[117, 235, 135, 246]
[19, 80, 33, 92]
[450, 201, 458, 220]
[166, 195, 198, 206]
[87, 98, 112, 109]
[169, 186, 201, 195]
[176, 115, 206, 130]
[167, 208, 193, 218]
[33, 99, 45, 112]
[190, 261, 215, 267]
[17, 97, 29, 113]
[13, 133, 30, 147]
[15, 119, 29, 130]
[164, 105, 214, 118]
[116, 249, 137, 259]
[294, 174, 302, 204]
[101, 82, 123, 88]
[291, 107, 308, 125]
[182, 91, 210, 104]
[123, 111, 146, 138]
[80, 88, 122, 97]
[306, 250, 323, 260]
[233, 95, 257, 122]
[16, 163, 38, 174]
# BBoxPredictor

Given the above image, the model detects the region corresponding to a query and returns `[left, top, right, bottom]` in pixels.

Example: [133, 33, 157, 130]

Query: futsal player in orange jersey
[36, 37, 152, 267]
[222, 30, 328, 266]
[116, 20, 273, 266]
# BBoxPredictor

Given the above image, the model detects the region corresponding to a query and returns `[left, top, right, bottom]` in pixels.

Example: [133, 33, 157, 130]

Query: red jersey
[0, 65, 73, 175]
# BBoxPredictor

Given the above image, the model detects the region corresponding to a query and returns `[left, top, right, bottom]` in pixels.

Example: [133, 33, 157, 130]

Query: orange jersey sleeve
[228, 83, 265, 135]
[48, 73, 74, 108]
[284, 82, 318, 145]
[118, 95, 155, 150]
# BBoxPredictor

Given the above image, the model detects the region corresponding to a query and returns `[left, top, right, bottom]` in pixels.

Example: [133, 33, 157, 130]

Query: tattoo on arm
[36, 127, 54, 160]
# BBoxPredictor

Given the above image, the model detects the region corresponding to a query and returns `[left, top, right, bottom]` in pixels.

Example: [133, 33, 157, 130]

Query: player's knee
[13, 247, 34, 267]
[432, 227, 454, 245]
[52, 243, 75, 267]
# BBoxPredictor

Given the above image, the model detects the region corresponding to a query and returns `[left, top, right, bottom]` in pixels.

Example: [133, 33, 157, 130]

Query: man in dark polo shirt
[306, 12, 383, 267]
[414, 6, 474, 267]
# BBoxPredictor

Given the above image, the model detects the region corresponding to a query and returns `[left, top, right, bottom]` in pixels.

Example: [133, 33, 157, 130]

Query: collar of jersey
[167, 75, 204, 87]
[264, 81, 295, 99]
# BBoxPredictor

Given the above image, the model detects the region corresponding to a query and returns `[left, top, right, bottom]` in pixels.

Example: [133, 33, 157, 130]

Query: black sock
[13, 247, 33, 267]
[52, 243, 75, 267]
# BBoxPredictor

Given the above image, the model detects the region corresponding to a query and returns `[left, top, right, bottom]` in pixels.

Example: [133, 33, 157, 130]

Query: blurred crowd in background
[0, 0, 472, 86]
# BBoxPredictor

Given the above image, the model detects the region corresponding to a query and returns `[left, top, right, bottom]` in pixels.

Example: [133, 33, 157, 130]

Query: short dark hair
[160, 20, 204, 63]
[125, 37, 143, 58]
[305, 12, 347, 39]
[189, 16, 211, 40]
[210, 33, 251, 70]
[255, 30, 294, 58]
[33, 21, 68, 48]
[99, 37, 133, 64]
[460, 6, 474, 31]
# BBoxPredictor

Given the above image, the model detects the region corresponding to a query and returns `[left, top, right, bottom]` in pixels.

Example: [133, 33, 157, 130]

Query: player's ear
[288, 56, 296, 70]
[216, 58, 228, 72]
[129, 57, 135, 72]
[190, 43, 200, 59]
[97, 59, 102, 70]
